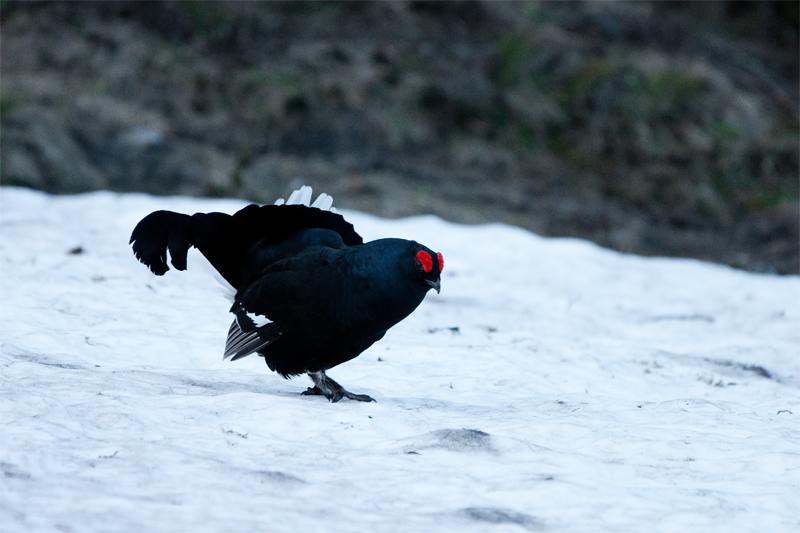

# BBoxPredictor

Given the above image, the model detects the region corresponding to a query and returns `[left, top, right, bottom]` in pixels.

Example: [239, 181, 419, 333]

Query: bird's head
[414, 247, 443, 294]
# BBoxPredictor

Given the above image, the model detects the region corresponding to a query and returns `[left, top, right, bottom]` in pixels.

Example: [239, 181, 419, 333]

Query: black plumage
[130, 187, 442, 402]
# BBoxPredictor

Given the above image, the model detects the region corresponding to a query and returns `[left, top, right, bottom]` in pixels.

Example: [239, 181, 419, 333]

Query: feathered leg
[302, 371, 375, 403]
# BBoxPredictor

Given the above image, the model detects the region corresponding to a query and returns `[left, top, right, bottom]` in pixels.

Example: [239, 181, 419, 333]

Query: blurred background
[1, 1, 797, 274]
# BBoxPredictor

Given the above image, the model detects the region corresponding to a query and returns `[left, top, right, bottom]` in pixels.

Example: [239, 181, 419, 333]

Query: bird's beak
[426, 279, 441, 294]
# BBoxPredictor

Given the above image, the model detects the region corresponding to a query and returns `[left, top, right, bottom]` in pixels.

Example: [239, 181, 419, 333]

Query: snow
[1, 186, 798, 532]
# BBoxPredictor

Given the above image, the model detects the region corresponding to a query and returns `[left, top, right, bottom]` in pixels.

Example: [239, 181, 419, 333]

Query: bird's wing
[223, 246, 348, 362]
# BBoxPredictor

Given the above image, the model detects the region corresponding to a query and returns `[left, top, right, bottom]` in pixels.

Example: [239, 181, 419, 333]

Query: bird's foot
[306, 371, 376, 403]
[339, 389, 376, 403]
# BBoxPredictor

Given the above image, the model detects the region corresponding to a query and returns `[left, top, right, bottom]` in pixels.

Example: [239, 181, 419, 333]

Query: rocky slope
[1, 1, 797, 273]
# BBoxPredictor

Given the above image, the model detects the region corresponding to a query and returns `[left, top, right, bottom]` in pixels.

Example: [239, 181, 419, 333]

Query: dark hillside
[2, 1, 797, 273]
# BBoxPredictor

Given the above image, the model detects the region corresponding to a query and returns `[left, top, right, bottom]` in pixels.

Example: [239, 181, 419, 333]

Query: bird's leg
[302, 370, 375, 403]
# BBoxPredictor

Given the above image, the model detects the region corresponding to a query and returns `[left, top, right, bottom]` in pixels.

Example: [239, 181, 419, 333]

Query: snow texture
[1, 187, 798, 532]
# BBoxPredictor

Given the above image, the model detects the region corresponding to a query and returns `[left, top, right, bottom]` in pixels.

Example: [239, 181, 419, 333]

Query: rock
[503, 88, 566, 133]
[0, 139, 43, 190]
[116, 127, 165, 149]
[156, 140, 237, 197]
[1, 107, 107, 193]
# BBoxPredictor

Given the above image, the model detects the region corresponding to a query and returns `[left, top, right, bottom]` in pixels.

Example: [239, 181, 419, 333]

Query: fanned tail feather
[130, 185, 359, 288]
[129, 210, 194, 276]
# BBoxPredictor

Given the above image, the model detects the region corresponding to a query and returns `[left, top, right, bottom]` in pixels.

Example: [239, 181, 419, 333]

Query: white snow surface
[1, 187, 798, 532]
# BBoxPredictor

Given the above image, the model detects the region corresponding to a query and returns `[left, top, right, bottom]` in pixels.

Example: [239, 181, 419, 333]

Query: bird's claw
[342, 391, 375, 403]
[304, 371, 376, 403]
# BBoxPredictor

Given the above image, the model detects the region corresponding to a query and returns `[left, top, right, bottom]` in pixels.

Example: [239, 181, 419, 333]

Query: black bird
[130, 187, 443, 402]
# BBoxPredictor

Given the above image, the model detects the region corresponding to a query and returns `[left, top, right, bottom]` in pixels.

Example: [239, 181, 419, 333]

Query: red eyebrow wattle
[416, 250, 433, 273]
[436, 252, 443, 272]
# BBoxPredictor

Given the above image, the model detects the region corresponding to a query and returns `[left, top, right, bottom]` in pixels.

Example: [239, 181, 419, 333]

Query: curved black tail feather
[130, 204, 363, 289]
[129, 210, 193, 276]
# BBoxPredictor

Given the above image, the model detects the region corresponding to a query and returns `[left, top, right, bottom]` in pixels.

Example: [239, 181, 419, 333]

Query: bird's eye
[415, 250, 433, 273]
[436, 252, 443, 273]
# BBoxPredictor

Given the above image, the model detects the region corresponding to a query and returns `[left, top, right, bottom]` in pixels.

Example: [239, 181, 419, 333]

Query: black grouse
[130, 186, 443, 402]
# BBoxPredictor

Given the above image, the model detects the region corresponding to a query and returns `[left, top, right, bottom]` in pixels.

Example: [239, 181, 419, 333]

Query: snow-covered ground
[1, 186, 798, 533]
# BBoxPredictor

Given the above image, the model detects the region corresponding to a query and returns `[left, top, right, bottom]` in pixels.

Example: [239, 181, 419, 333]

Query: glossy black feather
[130, 204, 362, 288]
[225, 239, 435, 376]
[130, 197, 442, 392]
